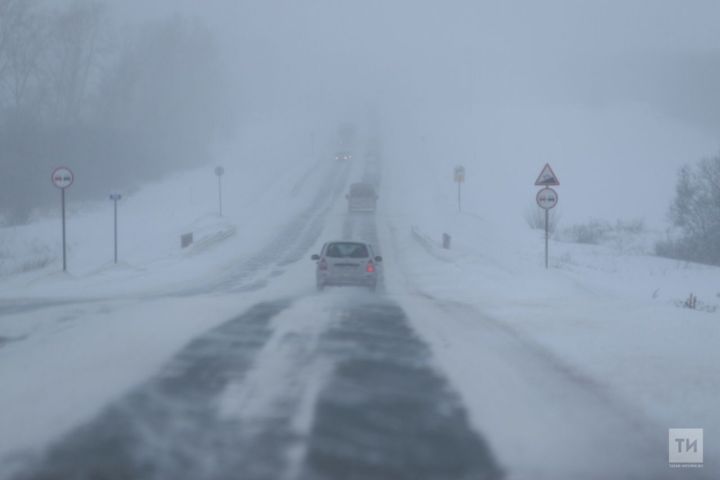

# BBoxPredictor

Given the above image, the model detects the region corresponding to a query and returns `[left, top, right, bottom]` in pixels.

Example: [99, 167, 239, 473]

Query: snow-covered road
[9, 210, 505, 480]
[1, 151, 717, 480]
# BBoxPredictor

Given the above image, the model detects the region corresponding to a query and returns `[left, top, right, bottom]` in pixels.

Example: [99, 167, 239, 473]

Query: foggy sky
[108, 0, 720, 226]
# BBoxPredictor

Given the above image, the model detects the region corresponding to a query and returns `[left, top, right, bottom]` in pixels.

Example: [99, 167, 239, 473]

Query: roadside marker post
[215, 166, 225, 217]
[51, 167, 74, 272]
[109, 194, 122, 264]
[534, 164, 560, 269]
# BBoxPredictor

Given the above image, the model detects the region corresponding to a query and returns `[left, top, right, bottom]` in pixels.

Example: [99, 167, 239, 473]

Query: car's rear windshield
[325, 243, 369, 258]
[350, 184, 375, 196]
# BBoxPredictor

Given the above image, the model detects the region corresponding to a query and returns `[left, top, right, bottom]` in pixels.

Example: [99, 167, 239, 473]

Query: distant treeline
[657, 153, 720, 266]
[0, 0, 232, 224]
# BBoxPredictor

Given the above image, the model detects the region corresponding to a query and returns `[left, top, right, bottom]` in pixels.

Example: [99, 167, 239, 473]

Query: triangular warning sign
[534, 163, 560, 186]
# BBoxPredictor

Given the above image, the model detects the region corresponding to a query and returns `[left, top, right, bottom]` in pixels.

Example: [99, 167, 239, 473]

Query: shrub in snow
[674, 293, 716, 313]
[614, 218, 645, 235]
[0, 236, 57, 277]
[563, 219, 611, 245]
[523, 205, 559, 234]
[561, 218, 648, 247]
[684, 294, 697, 310]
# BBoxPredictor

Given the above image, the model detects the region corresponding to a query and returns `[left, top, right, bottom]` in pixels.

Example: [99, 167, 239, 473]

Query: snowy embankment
[0, 150, 328, 298]
[379, 145, 720, 475]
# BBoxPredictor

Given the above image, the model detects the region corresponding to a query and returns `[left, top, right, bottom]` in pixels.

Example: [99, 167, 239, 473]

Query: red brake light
[366, 261, 375, 273]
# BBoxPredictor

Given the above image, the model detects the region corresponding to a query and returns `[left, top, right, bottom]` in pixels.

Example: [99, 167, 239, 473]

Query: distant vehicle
[312, 241, 382, 291]
[335, 151, 352, 161]
[346, 182, 378, 212]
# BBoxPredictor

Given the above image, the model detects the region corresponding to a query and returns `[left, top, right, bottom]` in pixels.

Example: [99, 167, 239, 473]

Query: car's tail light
[366, 261, 375, 273]
[319, 259, 328, 271]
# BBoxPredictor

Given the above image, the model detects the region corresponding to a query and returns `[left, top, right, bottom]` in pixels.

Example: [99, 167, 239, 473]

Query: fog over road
[2, 2, 719, 478]
[12, 202, 503, 480]
[7, 157, 696, 480]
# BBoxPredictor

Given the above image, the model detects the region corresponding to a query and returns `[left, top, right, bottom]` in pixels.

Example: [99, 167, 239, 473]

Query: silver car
[311, 241, 382, 291]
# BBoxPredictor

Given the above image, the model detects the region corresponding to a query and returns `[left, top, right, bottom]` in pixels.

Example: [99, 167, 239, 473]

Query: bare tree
[669, 158, 720, 238]
[658, 153, 720, 264]
[42, 0, 107, 122]
[96, 15, 231, 170]
[0, 0, 45, 109]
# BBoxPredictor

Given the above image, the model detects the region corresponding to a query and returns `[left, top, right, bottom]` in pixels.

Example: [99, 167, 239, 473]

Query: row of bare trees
[0, 0, 106, 121]
[0, 1, 232, 224]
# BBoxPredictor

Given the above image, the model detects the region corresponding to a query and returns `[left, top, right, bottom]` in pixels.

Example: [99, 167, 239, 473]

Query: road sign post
[545, 208, 549, 268]
[535, 164, 560, 269]
[215, 166, 225, 217]
[51, 167, 74, 272]
[109, 194, 122, 264]
[454, 165, 465, 212]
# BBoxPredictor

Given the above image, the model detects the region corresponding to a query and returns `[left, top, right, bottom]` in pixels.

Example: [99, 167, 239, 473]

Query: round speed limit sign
[536, 187, 558, 210]
[51, 167, 74, 189]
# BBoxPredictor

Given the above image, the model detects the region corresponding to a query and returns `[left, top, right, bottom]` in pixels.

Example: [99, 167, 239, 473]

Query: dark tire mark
[14, 300, 292, 480]
[0, 334, 28, 348]
[300, 300, 503, 480]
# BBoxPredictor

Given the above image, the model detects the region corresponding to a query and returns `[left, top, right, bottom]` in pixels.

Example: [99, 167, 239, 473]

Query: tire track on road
[13, 300, 291, 480]
[299, 298, 504, 480]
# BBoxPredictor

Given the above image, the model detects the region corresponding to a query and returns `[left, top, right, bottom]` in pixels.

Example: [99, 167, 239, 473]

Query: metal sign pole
[109, 193, 122, 264]
[214, 166, 225, 217]
[61, 188, 67, 271]
[454, 165, 465, 213]
[113, 198, 118, 264]
[458, 181, 462, 212]
[52, 166, 74, 272]
[535, 164, 559, 271]
[545, 208, 549, 269]
[218, 175, 223, 217]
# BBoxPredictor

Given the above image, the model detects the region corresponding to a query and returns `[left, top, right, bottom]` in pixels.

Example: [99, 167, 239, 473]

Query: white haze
[111, 0, 720, 225]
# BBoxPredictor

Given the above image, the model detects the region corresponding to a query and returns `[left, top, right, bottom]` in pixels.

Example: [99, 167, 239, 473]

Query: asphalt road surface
[11, 198, 503, 480]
